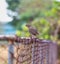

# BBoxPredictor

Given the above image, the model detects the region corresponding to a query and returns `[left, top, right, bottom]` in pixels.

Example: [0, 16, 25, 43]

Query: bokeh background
[0, 0, 60, 64]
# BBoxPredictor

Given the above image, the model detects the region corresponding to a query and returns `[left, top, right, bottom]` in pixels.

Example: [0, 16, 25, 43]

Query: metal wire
[0, 37, 57, 64]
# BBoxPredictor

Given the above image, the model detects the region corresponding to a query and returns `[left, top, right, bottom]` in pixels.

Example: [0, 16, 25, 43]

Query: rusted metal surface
[0, 35, 57, 64]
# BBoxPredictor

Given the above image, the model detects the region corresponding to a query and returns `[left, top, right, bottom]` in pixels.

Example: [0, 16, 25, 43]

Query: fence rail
[0, 35, 57, 64]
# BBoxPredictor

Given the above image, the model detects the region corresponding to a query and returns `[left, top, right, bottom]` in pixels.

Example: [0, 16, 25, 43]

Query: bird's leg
[30, 34, 33, 39]
[32, 35, 36, 38]
[30, 34, 36, 39]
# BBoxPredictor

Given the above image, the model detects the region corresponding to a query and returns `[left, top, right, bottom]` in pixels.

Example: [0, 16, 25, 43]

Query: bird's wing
[29, 27, 39, 35]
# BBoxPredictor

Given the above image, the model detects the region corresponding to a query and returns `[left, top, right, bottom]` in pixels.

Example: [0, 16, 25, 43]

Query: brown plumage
[26, 24, 39, 37]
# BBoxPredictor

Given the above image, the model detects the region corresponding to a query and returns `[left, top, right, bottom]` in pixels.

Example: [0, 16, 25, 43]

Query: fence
[0, 35, 57, 64]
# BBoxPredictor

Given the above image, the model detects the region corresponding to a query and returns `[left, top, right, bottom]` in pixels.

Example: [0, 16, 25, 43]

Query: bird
[26, 24, 39, 38]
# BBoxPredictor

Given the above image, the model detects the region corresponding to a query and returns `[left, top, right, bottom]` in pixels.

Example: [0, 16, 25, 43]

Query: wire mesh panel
[9, 38, 57, 64]
[0, 37, 57, 64]
[39, 43, 49, 64]
[13, 38, 33, 64]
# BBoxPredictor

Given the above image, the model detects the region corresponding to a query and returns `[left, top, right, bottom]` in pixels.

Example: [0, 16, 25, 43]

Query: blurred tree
[31, 18, 51, 39]
[7, 0, 52, 29]
[6, 0, 20, 11]
[6, 0, 21, 30]
[6, 0, 60, 40]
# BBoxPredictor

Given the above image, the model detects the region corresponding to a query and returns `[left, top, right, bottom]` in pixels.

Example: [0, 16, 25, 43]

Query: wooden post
[8, 40, 14, 64]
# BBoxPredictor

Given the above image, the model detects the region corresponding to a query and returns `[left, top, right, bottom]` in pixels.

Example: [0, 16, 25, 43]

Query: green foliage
[31, 18, 51, 39]
[16, 30, 21, 37]
[22, 24, 28, 31]
[7, 0, 60, 40]
[21, 24, 30, 37]
[6, 0, 20, 11]
[16, 23, 30, 37]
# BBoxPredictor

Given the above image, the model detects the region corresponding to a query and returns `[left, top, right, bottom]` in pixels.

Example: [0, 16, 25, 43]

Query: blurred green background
[0, 0, 60, 61]
[6, 0, 60, 42]
[6, 0, 60, 59]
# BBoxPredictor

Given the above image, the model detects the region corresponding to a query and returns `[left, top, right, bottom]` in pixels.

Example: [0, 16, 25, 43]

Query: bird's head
[26, 24, 31, 28]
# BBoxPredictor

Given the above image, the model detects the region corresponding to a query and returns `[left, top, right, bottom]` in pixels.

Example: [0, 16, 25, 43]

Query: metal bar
[8, 40, 14, 64]
[32, 43, 35, 64]
[51, 43, 57, 64]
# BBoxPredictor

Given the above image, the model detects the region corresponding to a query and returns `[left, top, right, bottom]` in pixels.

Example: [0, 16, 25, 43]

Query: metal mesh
[14, 43, 32, 64]
[0, 37, 57, 64]
[10, 38, 57, 64]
